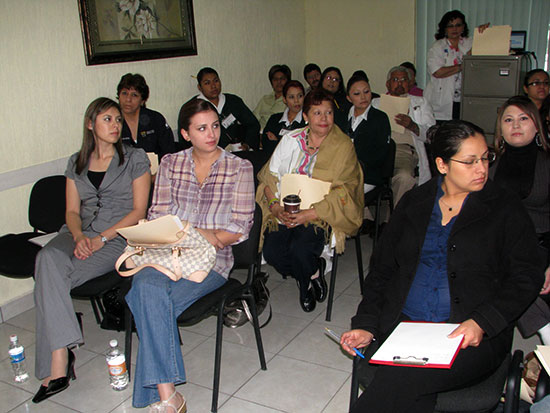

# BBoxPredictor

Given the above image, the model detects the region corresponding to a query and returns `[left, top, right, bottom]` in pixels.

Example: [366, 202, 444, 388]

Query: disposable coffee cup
[283, 194, 301, 214]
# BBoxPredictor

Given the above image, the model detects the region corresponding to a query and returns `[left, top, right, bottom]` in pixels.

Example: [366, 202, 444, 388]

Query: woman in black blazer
[261, 80, 307, 157]
[344, 74, 391, 191]
[341, 121, 544, 413]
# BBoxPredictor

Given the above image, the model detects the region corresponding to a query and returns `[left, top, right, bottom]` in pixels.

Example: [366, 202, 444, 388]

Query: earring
[535, 133, 542, 147]
[498, 139, 505, 151]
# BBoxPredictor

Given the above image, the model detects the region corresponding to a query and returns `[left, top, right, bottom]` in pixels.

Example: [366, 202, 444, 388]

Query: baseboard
[0, 292, 34, 323]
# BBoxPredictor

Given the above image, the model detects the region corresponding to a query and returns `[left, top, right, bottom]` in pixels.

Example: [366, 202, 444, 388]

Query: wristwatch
[100, 235, 108, 243]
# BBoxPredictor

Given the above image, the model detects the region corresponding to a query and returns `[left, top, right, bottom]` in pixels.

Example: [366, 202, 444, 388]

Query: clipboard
[370, 322, 464, 369]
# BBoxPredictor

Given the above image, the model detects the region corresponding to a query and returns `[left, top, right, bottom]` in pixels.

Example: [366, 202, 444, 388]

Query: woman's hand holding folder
[448, 319, 484, 349]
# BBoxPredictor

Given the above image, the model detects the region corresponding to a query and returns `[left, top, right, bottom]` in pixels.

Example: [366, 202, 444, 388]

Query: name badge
[222, 113, 236, 128]
[279, 128, 292, 136]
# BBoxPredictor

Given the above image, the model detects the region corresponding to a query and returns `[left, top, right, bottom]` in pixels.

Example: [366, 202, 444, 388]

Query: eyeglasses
[449, 152, 496, 166]
[446, 23, 464, 29]
[325, 75, 341, 83]
[527, 81, 550, 87]
[390, 77, 408, 83]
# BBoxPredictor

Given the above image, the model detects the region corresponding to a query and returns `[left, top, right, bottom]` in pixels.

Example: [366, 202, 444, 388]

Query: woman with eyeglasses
[319, 66, 350, 131]
[490, 95, 550, 345]
[523, 69, 550, 111]
[341, 120, 543, 412]
[32, 97, 151, 403]
[424, 10, 489, 122]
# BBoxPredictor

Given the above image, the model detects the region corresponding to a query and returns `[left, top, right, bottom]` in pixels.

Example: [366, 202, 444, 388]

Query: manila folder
[379, 94, 410, 134]
[280, 174, 331, 209]
[117, 215, 186, 244]
[472, 25, 512, 56]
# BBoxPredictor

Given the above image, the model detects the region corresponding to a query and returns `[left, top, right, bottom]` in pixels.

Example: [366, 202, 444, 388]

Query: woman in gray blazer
[32, 97, 151, 403]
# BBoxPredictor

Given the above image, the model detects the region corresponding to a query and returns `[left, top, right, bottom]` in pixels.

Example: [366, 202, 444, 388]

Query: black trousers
[263, 224, 325, 296]
[350, 331, 511, 413]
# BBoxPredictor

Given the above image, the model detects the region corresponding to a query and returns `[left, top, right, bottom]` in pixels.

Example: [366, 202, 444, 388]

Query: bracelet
[267, 197, 279, 209]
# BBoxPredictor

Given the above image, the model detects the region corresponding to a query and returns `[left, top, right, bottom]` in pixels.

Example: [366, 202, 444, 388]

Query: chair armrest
[503, 349, 523, 413]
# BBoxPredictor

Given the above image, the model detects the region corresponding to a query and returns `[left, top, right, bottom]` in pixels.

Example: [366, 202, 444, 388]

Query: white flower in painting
[135, 9, 156, 39]
[118, 0, 140, 18]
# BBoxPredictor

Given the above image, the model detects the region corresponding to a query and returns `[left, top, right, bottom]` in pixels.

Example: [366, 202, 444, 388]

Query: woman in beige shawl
[257, 89, 363, 312]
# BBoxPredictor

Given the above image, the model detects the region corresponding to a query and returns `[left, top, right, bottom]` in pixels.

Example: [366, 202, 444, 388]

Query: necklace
[439, 197, 457, 212]
[305, 131, 320, 151]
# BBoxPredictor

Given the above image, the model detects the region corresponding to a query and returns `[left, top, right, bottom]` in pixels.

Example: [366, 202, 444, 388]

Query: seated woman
[125, 98, 255, 411]
[490, 96, 550, 345]
[341, 120, 543, 413]
[32, 98, 151, 403]
[344, 74, 391, 194]
[319, 66, 351, 131]
[523, 69, 550, 111]
[261, 80, 307, 157]
[257, 89, 363, 313]
[253, 64, 291, 130]
[117, 73, 175, 162]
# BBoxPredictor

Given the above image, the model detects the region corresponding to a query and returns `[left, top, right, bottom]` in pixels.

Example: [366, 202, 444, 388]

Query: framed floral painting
[78, 0, 197, 65]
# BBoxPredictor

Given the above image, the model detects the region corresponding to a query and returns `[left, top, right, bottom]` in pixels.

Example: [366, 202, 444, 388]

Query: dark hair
[268, 64, 291, 83]
[351, 70, 369, 83]
[524, 69, 549, 87]
[283, 80, 305, 98]
[197, 67, 219, 84]
[428, 120, 484, 166]
[76, 98, 124, 175]
[400, 62, 416, 75]
[178, 98, 219, 132]
[346, 74, 370, 95]
[303, 63, 321, 78]
[117, 73, 149, 102]
[494, 96, 548, 154]
[320, 66, 346, 97]
[303, 89, 335, 116]
[435, 10, 469, 40]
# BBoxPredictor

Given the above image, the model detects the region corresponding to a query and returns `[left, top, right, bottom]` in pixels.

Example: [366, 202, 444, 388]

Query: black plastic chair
[534, 365, 550, 404]
[363, 138, 396, 252]
[124, 203, 267, 413]
[349, 342, 523, 413]
[0, 175, 66, 279]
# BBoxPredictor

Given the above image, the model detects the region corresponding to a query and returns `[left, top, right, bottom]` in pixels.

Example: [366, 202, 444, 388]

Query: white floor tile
[234, 355, 349, 413]
[0, 380, 34, 412]
[218, 397, 285, 412]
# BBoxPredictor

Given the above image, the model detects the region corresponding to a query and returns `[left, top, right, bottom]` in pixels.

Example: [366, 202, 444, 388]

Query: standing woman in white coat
[424, 10, 488, 122]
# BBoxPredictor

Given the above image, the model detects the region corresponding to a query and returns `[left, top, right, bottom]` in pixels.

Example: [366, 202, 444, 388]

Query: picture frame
[78, 0, 197, 65]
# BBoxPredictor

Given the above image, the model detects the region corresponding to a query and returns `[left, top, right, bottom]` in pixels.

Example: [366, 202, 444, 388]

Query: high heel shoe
[32, 348, 76, 404]
[149, 390, 187, 413]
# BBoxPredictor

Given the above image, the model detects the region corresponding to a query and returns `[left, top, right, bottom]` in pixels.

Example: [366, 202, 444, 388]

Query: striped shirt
[148, 148, 255, 277]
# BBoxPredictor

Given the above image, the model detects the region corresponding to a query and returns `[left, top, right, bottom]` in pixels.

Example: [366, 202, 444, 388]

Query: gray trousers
[34, 229, 126, 379]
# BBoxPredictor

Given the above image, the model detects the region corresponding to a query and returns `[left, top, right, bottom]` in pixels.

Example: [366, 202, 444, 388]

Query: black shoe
[311, 258, 327, 302]
[300, 287, 316, 312]
[33, 348, 76, 404]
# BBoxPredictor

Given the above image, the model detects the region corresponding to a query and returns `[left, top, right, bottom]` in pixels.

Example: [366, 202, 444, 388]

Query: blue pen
[325, 327, 365, 359]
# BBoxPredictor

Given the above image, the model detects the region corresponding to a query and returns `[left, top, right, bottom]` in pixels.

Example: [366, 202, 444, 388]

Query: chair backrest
[232, 203, 262, 269]
[29, 175, 66, 233]
[381, 138, 397, 182]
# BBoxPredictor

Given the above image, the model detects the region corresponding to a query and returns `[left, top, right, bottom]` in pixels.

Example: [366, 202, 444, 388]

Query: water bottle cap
[9, 335, 18, 343]
[109, 339, 118, 347]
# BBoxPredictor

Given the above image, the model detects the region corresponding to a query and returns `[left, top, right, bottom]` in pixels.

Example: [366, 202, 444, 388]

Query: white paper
[280, 174, 331, 209]
[147, 152, 159, 175]
[472, 25, 512, 56]
[379, 95, 410, 134]
[28, 232, 58, 247]
[371, 322, 463, 368]
[535, 345, 550, 375]
[117, 215, 186, 244]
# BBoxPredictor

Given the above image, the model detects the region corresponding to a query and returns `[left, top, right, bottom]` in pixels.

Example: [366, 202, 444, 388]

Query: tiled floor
[0, 237, 371, 413]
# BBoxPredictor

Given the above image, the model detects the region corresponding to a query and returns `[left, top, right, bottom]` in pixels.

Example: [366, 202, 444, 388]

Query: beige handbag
[115, 218, 217, 283]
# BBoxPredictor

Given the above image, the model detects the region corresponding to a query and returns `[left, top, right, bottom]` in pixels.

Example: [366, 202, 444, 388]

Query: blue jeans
[125, 267, 226, 408]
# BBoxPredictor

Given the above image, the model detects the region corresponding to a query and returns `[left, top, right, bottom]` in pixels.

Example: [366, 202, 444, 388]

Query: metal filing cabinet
[461, 55, 530, 142]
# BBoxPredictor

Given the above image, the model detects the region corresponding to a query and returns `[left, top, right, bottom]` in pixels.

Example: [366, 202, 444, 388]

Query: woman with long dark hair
[32, 97, 150, 403]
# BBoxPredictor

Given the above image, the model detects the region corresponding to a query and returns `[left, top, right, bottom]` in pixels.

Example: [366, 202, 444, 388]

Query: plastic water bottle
[8, 335, 29, 383]
[106, 339, 128, 390]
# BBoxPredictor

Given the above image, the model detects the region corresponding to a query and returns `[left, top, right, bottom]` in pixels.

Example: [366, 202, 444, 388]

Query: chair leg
[349, 353, 361, 411]
[124, 305, 133, 381]
[354, 235, 364, 295]
[89, 297, 103, 325]
[212, 302, 227, 413]
[372, 194, 383, 251]
[244, 285, 267, 370]
[325, 251, 339, 322]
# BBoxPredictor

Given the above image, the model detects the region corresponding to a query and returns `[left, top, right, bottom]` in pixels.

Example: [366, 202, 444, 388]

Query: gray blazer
[64, 146, 150, 234]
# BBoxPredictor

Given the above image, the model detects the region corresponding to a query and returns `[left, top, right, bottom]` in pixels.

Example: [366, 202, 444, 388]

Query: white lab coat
[424, 37, 473, 121]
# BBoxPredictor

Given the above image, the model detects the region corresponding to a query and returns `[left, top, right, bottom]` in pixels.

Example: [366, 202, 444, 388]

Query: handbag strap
[114, 247, 180, 281]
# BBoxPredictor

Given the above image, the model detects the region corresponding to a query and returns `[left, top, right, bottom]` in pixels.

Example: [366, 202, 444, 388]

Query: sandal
[148, 390, 187, 413]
